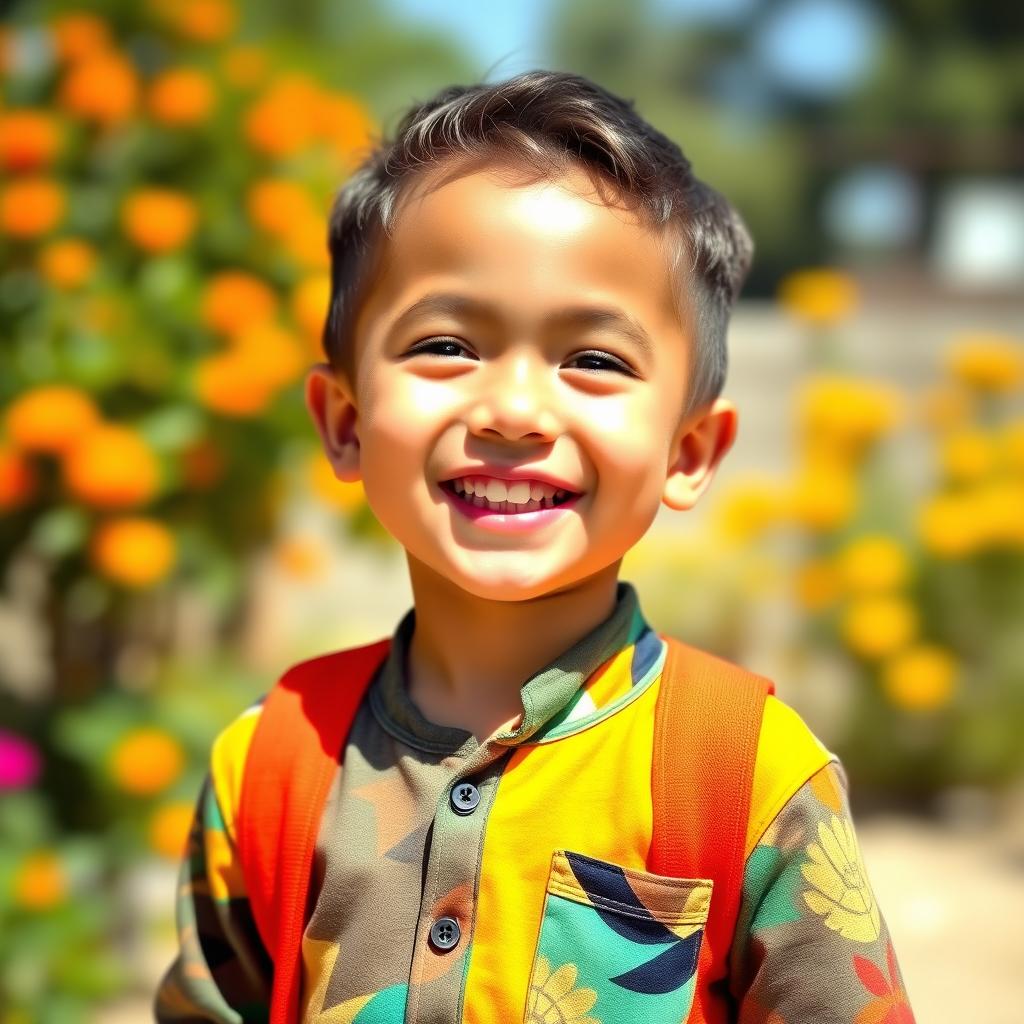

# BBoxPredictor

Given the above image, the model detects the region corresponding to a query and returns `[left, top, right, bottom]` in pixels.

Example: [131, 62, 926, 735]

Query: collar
[367, 580, 665, 755]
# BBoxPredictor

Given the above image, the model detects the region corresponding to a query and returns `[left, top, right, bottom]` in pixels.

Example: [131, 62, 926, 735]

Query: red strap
[237, 637, 391, 1024]
[648, 634, 774, 1024]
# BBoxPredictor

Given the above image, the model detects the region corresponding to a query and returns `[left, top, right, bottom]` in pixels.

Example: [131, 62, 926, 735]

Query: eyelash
[405, 337, 634, 375]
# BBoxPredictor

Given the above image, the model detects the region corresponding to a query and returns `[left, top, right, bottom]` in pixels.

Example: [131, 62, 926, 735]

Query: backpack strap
[237, 637, 391, 1024]
[648, 633, 774, 1024]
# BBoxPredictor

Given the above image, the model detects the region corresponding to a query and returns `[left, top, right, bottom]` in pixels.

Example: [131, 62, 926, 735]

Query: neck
[403, 557, 622, 741]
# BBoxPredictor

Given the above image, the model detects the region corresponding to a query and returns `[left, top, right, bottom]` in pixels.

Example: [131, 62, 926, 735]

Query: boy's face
[306, 159, 736, 602]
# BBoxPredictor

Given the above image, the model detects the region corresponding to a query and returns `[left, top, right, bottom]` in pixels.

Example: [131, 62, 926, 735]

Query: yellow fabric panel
[745, 694, 836, 858]
[209, 703, 262, 843]
[204, 822, 248, 902]
[463, 674, 660, 1024]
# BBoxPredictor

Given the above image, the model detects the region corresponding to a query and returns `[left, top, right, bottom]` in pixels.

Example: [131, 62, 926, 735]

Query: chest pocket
[524, 850, 711, 1024]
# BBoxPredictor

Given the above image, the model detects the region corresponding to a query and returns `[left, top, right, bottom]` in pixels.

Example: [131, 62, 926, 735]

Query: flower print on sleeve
[729, 760, 916, 1023]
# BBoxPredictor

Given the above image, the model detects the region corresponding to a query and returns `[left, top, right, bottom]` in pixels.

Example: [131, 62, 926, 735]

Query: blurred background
[1, 0, 1022, 1020]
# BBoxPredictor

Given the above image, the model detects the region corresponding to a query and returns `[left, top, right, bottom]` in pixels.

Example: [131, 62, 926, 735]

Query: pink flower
[0, 730, 41, 789]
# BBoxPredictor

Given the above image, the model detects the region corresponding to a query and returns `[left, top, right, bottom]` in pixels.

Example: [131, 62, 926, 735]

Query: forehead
[354, 159, 688, 358]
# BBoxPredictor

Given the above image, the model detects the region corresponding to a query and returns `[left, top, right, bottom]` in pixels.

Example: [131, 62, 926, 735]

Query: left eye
[567, 351, 633, 374]
[406, 338, 472, 358]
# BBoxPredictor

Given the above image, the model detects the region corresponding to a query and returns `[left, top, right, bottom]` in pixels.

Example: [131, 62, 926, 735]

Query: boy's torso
[209, 580, 834, 1023]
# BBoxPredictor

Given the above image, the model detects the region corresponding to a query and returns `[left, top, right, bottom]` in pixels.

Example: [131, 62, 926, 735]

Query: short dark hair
[323, 69, 754, 416]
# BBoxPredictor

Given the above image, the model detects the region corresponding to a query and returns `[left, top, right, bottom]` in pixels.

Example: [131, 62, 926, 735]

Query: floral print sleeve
[729, 760, 915, 1023]
[153, 774, 272, 1023]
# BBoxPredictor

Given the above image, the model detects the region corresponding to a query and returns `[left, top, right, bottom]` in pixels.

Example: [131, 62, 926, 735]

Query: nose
[463, 348, 562, 442]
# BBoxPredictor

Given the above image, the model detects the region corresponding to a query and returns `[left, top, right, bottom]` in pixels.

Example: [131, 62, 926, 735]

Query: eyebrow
[387, 291, 655, 359]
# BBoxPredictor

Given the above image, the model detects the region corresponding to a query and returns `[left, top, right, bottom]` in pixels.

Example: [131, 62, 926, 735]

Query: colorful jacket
[155, 580, 915, 1023]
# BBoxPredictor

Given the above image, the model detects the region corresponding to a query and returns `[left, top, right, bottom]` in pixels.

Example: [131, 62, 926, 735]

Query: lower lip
[440, 483, 583, 532]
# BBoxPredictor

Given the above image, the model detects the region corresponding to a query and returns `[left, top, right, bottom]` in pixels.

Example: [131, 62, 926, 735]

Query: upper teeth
[449, 476, 569, 505]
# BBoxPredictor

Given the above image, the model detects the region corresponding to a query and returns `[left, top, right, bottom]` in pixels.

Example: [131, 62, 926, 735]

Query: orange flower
[90, 516, 176, 587]
[0, 444, 38, 509]
[221, 44, 268, 89]
[50, 12, 111, 63]
[314, 92, 376, 163]
[174, 0, 237, 42]
[193, 351, 274, 416]
[107, 727, 185, 795]
[244, 75, 320, 156]
[292, 274, 331, 342]
[59, 50, 139, 125]
[0, 110, 62, 172]
[4, 385, 101, 454]
[201, 271, 277, 336]
[247, 178, 317, 236]
[12, 851, 67, 910]
[778, 268, 859, 326]
[0, 177, 65, 238]
[194, 325, 306, 416]
[283, 216, 330, 269]
[149, 801, 195, 859]
[121, 188, 197, 253]
[38, 238, 97, 289]
[62, 423, 161, 507]
[274, 535, 326, 579]
[148, 67, 216, 125]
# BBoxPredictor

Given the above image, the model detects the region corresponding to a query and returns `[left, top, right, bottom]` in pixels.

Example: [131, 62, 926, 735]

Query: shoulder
[746, 694, 837, 858]
[209, 697, 265, 841]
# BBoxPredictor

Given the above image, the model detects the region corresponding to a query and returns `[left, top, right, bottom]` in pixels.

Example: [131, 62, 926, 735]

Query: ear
[662, 397, 738, 511]
[304, 362, 361, 483]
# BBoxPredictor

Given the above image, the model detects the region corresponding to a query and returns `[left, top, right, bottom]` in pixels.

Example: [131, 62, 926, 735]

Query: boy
[155, 71, 915, 1023]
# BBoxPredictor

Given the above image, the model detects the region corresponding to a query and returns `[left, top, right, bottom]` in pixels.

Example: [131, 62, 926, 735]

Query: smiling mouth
[439, 479, 580, 514]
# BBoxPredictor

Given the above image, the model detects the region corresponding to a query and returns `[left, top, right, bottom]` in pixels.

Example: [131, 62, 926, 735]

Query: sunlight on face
[346, 161, 695, 603]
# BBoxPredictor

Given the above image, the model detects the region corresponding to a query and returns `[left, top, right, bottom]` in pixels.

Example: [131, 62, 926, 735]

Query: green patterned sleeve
[728, 760, 916, 1023]
[153, 774, 272, 1023]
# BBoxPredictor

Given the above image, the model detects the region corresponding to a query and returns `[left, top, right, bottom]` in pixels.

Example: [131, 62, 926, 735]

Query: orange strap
[649, 634, 774, 1024]
[237, 637, 391, 1024]
[239, 632, 772, 1024]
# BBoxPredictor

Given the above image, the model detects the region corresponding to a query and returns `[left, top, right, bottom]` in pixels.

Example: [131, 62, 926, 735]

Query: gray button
[429, 916, 461, 951]
[450, 781, 480, 815]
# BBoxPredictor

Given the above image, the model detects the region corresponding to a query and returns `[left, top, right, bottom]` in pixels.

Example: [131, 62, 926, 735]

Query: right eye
[405, 337, 474, 358]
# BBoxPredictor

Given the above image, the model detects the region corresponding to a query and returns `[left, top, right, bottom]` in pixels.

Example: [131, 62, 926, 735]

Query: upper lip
[440, 465, 583, 493]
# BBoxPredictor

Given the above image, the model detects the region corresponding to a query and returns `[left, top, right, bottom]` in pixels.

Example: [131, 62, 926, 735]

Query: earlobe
[304, 363, 362, 483]
[662, 398, 738, 511]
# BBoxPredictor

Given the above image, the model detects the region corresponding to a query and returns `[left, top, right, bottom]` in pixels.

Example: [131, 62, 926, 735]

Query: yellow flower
[90, 516, 177, 587]
[801, 815, 880, 942]
[778, 268, 859, 326]
[786, 459, 858, 532]
[12, 851, 67, 911]
[970, 481, 1024, 549]
[946, 333, 1022, 393]
[794, 559, 840, 611]
[715, 475, 786, 543]
[840, 596, 917, 659]
[835, 534, 910, 594]
[882, 645, 957, 712]
[917, 492, 981, 557]
[798, 375, 904, 460]
[107, 727, 185, 796]
[940, 428, 997, 483]
[1002, 419, 1024, 475]
[526, 956, 599, 1024]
